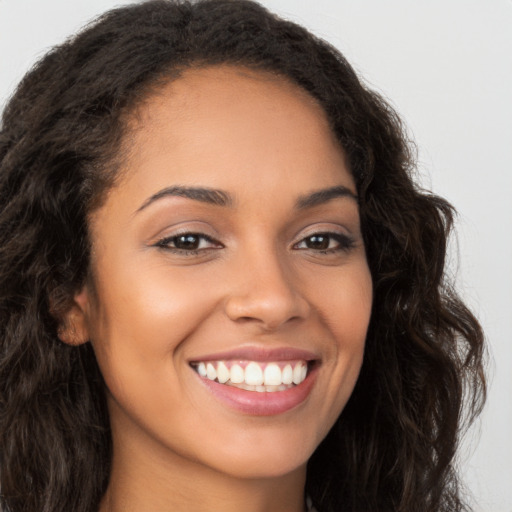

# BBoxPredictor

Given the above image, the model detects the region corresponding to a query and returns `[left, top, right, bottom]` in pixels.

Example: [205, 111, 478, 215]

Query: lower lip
[197, 367, 318, 416]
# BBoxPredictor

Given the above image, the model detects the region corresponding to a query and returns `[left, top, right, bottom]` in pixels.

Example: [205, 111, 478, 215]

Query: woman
[0, 1, 486, 511]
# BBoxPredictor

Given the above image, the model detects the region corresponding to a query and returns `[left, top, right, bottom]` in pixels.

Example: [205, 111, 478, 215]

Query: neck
[99, 422, 307, 512]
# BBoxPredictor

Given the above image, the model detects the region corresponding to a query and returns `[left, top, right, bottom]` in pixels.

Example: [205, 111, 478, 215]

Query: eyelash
[293, 232, 356, 254]
[154, 231, 355, 256]
[155, 233, 222, 255]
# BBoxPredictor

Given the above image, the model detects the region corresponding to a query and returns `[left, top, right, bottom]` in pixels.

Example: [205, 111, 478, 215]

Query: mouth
[190, 360, 310, 392]
[189, 348, 319, 415]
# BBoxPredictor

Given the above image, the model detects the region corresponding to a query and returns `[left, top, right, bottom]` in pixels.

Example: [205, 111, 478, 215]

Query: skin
[63, 66, 373, 512]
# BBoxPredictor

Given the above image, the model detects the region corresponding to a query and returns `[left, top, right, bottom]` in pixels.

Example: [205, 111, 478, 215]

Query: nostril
[222, 261, 311, 329]
[224, 293, 309, 331]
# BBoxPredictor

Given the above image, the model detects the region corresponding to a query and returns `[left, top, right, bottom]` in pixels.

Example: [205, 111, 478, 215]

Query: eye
[294, 232, 355, 253]
[155, 233, 222, 253]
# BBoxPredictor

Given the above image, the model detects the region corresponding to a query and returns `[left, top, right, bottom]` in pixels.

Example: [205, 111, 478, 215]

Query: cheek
[87, 261, 221, 391]
[91, 258, 217, 341]
[309, 262, 372, 416]
[86, 263, 224, 453]
[311, 261, 373, 343]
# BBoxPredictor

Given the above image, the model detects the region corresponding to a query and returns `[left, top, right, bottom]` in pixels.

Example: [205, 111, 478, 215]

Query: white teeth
[293, 362, 306, 385]
[230, 364, 244, 384]
[263, 363, 282, 386]
[282, 364, 293, 385]
[245, 362, 264, 386]
[193, 359, 311, 390]
[206, 362, 217, 381]
[216, 361, 230, 384]
[197, 362, 207, 378]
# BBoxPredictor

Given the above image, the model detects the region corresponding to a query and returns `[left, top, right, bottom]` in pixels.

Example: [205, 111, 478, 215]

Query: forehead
[134, 65, 328, 129]
[114, 65, 353, 205]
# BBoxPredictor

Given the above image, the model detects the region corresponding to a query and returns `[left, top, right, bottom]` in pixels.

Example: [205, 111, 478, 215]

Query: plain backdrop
[1, 1, 511, 510]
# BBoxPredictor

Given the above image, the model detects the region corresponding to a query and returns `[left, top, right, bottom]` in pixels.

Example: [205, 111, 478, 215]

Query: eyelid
[154, 231, 223, 249]
[147, 219, 220, 244]
[294, 232, 355, 249]
[291, 223, 358, 253]
[292, 222, 353, 242]
[147, 221, 225, 257]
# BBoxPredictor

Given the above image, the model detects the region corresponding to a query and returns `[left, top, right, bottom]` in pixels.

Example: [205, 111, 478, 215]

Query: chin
[191, 424, 319, 480]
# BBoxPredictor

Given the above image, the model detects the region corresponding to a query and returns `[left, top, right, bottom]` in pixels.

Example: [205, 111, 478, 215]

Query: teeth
[217, 361, 230, 384]
[206, 363, 217, 381]
[230, 364, 244, 384]
[193, 360, 310, 391]
[245, 362, 264, 386]
[263, 363, 282, 386]
[293, 363, 306, 385]
[197, 362, 207, 378]
[282, 364, 293, 385]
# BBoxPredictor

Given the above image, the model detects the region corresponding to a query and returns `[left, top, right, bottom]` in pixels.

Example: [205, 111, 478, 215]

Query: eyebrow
[296, 185, 358, 209]
[136, 185, 233, 212]
[136, 184, 357, 213]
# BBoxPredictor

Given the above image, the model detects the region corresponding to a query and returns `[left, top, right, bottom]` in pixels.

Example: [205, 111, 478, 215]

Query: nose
[223, 249, 311, 331]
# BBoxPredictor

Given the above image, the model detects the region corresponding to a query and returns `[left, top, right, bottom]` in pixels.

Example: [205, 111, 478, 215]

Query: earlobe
[57, 287, 91, 346]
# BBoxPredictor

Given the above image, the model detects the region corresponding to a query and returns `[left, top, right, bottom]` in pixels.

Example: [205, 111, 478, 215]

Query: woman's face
[73, 66, 372, 479]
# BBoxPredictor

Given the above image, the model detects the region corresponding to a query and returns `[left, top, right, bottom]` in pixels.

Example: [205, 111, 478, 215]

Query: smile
[191, 360, 308, 392]
[189, 348, 319, 415]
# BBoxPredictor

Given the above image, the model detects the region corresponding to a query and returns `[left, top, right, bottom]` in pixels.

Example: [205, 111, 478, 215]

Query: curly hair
[0, 1, 485, 511]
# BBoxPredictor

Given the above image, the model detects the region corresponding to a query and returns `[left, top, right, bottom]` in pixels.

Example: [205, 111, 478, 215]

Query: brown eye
[294, 232, 355, 253]
[304, 234, 330, 250]
[174, 234, 201, 250]
[155, 233, 222, 253]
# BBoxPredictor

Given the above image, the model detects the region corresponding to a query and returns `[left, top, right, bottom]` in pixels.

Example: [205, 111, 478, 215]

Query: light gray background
[1, 1, 511, 510]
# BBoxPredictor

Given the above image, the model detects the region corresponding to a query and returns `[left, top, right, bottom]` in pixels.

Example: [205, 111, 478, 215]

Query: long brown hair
[0, 1, 485, 511]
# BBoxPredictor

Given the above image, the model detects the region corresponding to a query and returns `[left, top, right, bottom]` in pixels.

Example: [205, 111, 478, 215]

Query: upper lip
[189, 346, 319, 363]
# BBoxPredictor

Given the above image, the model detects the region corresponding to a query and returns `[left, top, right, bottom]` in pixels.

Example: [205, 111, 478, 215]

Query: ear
[57, 286, 91, 346]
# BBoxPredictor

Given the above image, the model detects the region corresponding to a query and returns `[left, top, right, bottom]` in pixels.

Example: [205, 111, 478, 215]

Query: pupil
[176, 234, 199, 250]
[307, 235, 329, 250]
